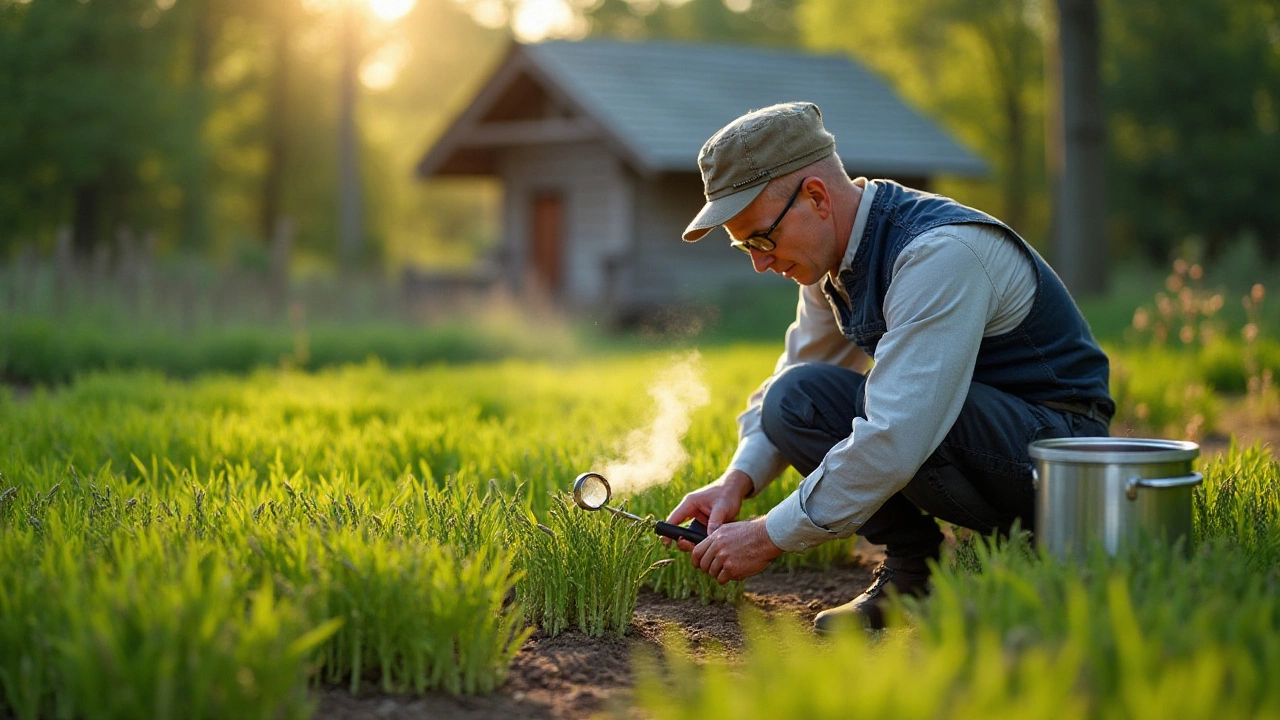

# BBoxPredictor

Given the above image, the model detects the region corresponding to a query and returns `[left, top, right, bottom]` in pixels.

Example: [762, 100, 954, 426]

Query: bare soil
[312, 546, 880, 720]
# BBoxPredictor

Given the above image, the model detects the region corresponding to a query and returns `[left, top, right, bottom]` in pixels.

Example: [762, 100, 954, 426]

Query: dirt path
[312, 554, 879, 720]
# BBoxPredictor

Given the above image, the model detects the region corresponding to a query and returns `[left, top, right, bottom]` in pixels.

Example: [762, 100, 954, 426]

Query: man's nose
[750, 249, 774, 274]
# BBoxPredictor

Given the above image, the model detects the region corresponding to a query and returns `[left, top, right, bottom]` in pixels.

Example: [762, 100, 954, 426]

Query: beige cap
[683, 102, 836, 242]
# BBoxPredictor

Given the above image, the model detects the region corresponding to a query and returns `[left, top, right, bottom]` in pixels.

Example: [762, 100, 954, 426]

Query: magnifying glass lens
[578, 475, 608, 509]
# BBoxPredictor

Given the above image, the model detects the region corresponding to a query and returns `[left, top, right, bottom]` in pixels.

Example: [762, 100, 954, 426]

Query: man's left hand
[683, 516, 784, 584]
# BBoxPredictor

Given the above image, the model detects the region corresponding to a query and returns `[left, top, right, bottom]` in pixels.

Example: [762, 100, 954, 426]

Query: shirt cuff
[727, 435, 789, 498]
[764, 490, 843, 552]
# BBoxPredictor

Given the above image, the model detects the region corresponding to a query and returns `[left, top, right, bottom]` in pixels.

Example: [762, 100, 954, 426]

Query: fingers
[667, 496, 712, 526]
[690, 536, 709, 568]
[695, 537, 722, 578]
[707, 503, 732, 534]
[665, 497, 696, 526]
[702, 544, 733, 585]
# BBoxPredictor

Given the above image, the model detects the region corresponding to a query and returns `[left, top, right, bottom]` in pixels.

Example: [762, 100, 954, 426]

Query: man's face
[723, 178, 840, 286]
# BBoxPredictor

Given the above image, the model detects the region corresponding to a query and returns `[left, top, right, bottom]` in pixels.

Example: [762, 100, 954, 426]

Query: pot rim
[1028, 437, 1199, 464]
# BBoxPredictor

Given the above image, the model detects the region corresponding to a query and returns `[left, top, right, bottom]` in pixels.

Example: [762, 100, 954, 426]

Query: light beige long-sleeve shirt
[728, 179, 1039, 552]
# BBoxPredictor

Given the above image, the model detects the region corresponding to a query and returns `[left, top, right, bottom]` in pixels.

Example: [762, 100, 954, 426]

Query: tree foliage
[584, 0, 798, 45]
[1106, 0, 1280, 261]
[2, 0, 1277, 268]
[0, 0, 192, 255]
[797, 0, 1280, 261]
[359, 0, 505, 269]
[0, 0, 504, 267]
[798, 0, 1049, 242]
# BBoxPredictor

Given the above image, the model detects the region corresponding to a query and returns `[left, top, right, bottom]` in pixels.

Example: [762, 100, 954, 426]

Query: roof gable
[419, 40, 986, 179]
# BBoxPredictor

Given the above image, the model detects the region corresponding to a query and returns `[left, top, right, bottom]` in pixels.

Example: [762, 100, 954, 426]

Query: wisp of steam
[600, 351, 710, 496]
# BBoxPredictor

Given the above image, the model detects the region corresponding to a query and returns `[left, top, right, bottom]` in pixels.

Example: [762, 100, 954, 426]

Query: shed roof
[418, 40, 987, 178]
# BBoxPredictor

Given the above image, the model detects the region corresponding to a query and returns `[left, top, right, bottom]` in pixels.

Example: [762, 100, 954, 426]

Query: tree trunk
[182, 0, 214, 251]
[72, 183, 101, 259]
[972, 2, 1031, 236]
[337, 2, 364, 266]
[1049, 0, 1108, 298]
[1002, 71, 1027, 232]
[260, 0, 292, 246]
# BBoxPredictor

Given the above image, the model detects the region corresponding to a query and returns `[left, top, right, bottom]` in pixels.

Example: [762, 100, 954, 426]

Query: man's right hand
[664, 469, 755, 551]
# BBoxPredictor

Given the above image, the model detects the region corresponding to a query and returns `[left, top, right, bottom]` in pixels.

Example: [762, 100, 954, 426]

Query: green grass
[637, 445, 1280, 719]
[0, 463, 530, 717]
[0, 348, 861, 718]
[5, 255, 1280, 717]
[0, 529, 330, 720]
[512, 494, 662, 637]
[0, 317, 583, 385]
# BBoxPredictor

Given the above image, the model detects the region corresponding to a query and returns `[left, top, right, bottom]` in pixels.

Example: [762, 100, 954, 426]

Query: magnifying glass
[572, 471, 708, 544]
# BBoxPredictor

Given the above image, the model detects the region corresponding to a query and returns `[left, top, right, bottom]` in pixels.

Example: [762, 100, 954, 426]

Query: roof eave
[519, 43, 657, 177]
[647, 156, 989, 178]
[416, 41, 659, 180]
[416, 43, 523, 179]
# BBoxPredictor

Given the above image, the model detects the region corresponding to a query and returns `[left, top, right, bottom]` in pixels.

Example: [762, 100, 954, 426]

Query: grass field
[0, 348, 861, 718]
[2, 343, 1279, 718]
[639, 446, 1280, 719]
[3, 253, 1280, 718]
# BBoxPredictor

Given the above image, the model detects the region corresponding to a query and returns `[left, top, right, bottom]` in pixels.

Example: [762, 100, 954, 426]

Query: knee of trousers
[760, 365, 827, 446]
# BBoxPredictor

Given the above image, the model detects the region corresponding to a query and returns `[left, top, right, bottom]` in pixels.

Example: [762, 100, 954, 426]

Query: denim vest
[822, 181, 1114, 413]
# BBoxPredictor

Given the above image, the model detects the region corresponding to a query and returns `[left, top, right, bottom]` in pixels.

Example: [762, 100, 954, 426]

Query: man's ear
[802, 177, 832, 220]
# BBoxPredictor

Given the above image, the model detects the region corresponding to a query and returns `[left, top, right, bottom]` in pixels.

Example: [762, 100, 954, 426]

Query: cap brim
[682, 183, 767, 242]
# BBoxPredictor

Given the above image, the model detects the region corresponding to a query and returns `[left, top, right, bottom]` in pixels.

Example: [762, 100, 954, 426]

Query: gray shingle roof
[524, 40, 987, 177]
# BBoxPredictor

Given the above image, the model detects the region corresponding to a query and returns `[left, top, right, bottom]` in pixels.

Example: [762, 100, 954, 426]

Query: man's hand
[664, 469, 755, 544]
[689, 517, 783, 584]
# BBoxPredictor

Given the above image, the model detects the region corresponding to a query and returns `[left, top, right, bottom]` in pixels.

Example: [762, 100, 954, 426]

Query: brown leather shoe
[814, 561, 932, 633]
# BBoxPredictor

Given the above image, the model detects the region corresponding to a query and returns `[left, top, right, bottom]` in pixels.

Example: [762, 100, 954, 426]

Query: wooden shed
[416, 40, 987, 319]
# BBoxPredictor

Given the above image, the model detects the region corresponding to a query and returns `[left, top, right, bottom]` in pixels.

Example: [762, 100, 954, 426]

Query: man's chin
[779, 265, 811, 285]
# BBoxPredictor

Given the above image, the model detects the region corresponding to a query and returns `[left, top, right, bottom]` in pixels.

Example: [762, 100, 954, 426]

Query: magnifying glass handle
[654, 519, 708, 544]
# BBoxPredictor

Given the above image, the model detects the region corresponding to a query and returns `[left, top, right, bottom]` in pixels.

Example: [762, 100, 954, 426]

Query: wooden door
[529, 191, 564, 296]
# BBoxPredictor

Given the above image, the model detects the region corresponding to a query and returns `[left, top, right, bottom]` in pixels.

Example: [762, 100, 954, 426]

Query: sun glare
[511, 0, 584, 42]
[369, 0, 416, 21]
[469, 0, 509, 29]
[361, 38, 411, 90]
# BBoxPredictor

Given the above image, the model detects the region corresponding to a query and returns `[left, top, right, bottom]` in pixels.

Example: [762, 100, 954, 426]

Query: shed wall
[498, 141, 632, 306]
[619, 172, 790, 311]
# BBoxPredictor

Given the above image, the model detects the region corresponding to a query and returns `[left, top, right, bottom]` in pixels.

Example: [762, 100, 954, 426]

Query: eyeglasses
[730, 179, 805, 255]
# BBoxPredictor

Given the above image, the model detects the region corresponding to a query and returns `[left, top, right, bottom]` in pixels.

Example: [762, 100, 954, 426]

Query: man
[665, 102, 1112, 631]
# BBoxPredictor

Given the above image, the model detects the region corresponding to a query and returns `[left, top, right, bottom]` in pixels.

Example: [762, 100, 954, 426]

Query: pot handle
[1126, 472, 1203, 501]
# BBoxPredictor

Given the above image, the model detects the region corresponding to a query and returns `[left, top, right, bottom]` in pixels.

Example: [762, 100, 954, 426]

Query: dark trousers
[760, 363, 1109, 563]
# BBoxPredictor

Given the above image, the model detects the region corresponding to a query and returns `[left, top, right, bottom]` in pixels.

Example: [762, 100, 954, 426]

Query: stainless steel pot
[1029, 437, 1202, 559]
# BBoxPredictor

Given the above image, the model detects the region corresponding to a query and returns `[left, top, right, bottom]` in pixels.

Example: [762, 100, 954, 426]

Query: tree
[261, 0, 298, 249]
[585, 0, 799, 45]
[1047, 0, 1107, 297]
[176, 0, 217, 252]
[359, 0, 506, 269]
[798, 0, 1049, 240]
[1105, 0, 1280, 262]
[0, 0, 192, 257]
